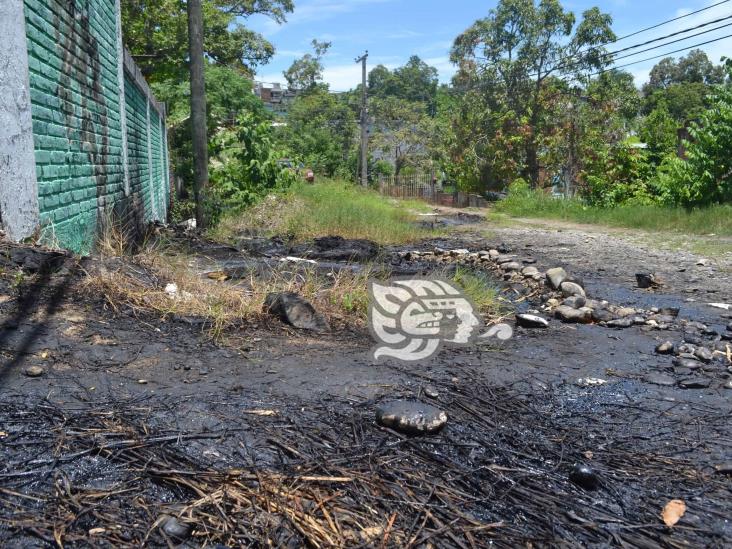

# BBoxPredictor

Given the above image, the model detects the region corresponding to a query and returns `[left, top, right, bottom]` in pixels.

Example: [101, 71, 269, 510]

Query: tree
[122, 0, 292, 80]
[370, 98, 435, 176]
[450, 0, 615, 187]
[639, 102, 678, 161]
[278, 87, 357, 176]
[368, 57, 439, 114]
[283, 40, 332, 91]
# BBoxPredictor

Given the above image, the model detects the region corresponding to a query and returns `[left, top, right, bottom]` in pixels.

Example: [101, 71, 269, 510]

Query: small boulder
[376, 401, 447, 435]
[24, 366, 44, 378]
[516, 313, 549, 328]
[546, 267, 568, 290]
[160, 516, 192, 541]
[521, 266, 540, 277]
[555, 306, 590, 324]
[636, 273, 663, 289]
[645, 373, 675, 386]
[655, 341, 675, 355]
[264, 292, 330, 333]
[673, 357, 702, 370]
[562, 296, 587, 309]
[606, 318, 634, 329]
[502, 261, 522, 272]
[592, 309, 614, 323]
[614, 307, 637, 318]
[561, 282, 586, 298]
[694, 347, 714, 363]
[678, 378, 712, 389]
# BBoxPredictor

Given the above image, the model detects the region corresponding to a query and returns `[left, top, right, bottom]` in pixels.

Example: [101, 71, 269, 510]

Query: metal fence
[376, 174, 488, 208]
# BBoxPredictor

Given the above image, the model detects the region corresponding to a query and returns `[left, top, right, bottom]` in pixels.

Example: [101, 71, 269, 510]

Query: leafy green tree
[450, 0, 615, 187]
[283, 40, 332, 91]
[639, 102, 678, 161]
[122, 0, 293, 80]
[278, 86, 357, 176]
[659, 78, 732, 205]
[210, 112, 297, 217]
[368, 57, 439, 114]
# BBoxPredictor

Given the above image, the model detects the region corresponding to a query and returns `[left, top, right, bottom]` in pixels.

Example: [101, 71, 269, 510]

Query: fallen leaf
[662, 499, 686, 527]
[243, 409, 278, 416]
[207, 271, 230, 282]
[89, 528, 106, 535]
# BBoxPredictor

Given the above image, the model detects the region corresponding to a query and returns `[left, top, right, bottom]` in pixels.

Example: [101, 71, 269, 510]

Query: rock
[633, 317, 647, 325]
[575, 377, 607, 387]
[375, 401, 447, 435]
[160, 516, 192, 541]
[521, 266, 540, 277]
[694, 347, 714, 363]
[488, 250, 500, 259]
[673, 357, 702, 370]
[545, 298, 561, 308]
[683, 333, 703, 345]
[724, 380, 732, 390]
[714, 462, 732, 474]
[584, 299, 607, 310]
[677, 343, 697, 355]
[645, 373, 675, 387]
[502, 262, 522, 272]
[727, 322, 732, 332]
[636, 273, 663, 289]
[450, 249, 470, 257]
[497, 243, 512, 254]
[516, 313, 549, 328]
[546, 267, 568, 290]
[24, 366, 44, 378]
[264, 292, 330, 333]
[659, 307, 680, 317]
[592, 309, 614, 323]
[423, 385, 439, 398]
[655, 341, 675, 355]
[496, 255, 517, 264]
[561, 282, 586, 298]
[606, 318, 634, 329]
[177, 218, 197, 231]
[562, 296, 586, 309]
[614, 307, 637, 318]
[555, 306, 590, 324]
[651, 314, 676, 324]
[678, 378, 712, 389]
[569, 464, 600, 490]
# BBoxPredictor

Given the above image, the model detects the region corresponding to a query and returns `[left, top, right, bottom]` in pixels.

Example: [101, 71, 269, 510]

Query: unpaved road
[0, 214, 730, 547]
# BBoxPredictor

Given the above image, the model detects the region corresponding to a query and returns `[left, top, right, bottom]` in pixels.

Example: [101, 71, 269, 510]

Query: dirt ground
[0, 212, 730, 548]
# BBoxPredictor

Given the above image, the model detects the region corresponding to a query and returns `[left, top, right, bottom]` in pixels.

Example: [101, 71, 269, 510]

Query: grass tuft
[209, 180, 432, 245]
[493, 192, 732, 236]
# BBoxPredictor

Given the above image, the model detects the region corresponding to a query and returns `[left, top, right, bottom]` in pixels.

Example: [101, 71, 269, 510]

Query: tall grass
[494, 191, 732, 236]
[211, 180, 431, 244]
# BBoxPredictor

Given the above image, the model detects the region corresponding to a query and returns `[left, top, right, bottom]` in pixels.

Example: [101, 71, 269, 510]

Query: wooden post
[187, 0, 208, 228]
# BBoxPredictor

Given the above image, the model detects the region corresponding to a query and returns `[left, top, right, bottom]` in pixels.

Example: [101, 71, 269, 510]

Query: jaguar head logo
[368, 278, 510, 362]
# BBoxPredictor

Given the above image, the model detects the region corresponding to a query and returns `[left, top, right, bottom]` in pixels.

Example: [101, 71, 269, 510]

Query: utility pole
[187, 0, 208, 228]
[355, 51, 369, 187]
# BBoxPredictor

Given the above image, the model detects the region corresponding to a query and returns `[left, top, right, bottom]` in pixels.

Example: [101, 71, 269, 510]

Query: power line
[593, 31, 732, 75]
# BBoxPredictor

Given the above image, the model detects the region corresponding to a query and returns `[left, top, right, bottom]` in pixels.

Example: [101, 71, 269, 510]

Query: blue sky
[246, 0, 732, 90]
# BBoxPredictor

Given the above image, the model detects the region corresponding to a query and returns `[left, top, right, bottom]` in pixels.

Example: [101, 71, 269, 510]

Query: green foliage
[209, 112, 297, 218]
[582, 143, 655, 206]
[657, 83, 732, 206]
[639, 102, 678, 161]
[283, 40, 331, 91]
[277, 87, 357, 177]
[368, 56, 439, 114]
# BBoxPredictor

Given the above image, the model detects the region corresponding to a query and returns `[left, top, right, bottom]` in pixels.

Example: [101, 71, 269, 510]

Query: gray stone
[678, 378, 712, 389]
[24, 366, 44, 378]
[614, 307, 637, 318]
[555, 306, 590, 324]
[569, 464, 600, 490]
[673, 357, 702, 370]
[632, 316, 647, 325]
[655, 341, 675, 355]
[724, 380, 732, 390]
[651, 314, 676, 324]
[694, 347, 714, 363]
[376, 401, 447, 435]
[424, 385, 439, 398]
[659, 307, 680, 317]
[683, 333, 703, 345]
[562, 296, 586, 309]
[264, 292, 330, 333]
[497, 255, 517, 264]
[160, 516, 192, 541]
[677, 343, 697, 355]
[502, 261, 522, 272]
[592, 309, 614, 323]
[584, 299, 607, 310]
[727, 322, 732, 332]
[521, 266, 540, 277]
[636, 273, 663, 289]
[561, 281, 586, 298]
[516, 313, 549, 329]
[645, 373, 676, 386]
[606, 318, 634, 329]
[488, 250, 500, 259]
[546, 267, 568, 290]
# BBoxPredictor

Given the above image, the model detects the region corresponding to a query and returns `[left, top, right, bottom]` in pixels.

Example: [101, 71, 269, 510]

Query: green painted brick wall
[22, 0, 168, 253]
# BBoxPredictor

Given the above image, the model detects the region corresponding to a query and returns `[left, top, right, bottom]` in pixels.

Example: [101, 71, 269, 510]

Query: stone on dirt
[614, 307, 637, 318]
[569, 464, 600, 490]
[655, 341, 675, 355]
[502, 262, 521, 272]
[678, 378, 712, 389]
[160, 516, 192, 541]
[264, 292, 330, 333]
[636, 273, 663, 289]
[561, 282, 586, 298]
[516, 313, 549, 328]
[694, 347, 714, 363]
[592, 309, 614, 323]
[521, 266, 540, 277]
[606, 318, 634, 329]
[562, 296, 586, 309]
[645, 373, 676, 387]
[375, 401, 447, 435]
[555, 306, 590, 324]
[673, 357, 702, 370]
[24, 366, 44, 378]
[424, 385, 439, 398]
[546, 267, 568, 290]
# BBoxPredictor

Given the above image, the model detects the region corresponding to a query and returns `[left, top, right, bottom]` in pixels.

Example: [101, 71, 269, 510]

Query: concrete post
[0, 0, 40, 240]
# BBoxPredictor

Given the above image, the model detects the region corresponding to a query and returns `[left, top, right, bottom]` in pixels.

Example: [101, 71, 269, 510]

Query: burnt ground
[0, 212, 731, 548]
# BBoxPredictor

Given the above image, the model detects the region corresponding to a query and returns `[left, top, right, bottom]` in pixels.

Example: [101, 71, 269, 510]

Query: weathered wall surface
[0, 0, 169, 253]
[0, 0, 40, 241]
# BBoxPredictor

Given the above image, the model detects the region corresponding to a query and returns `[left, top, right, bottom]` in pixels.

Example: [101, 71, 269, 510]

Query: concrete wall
[0, 0, 169, 253]
[0, 0, 40, 241]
